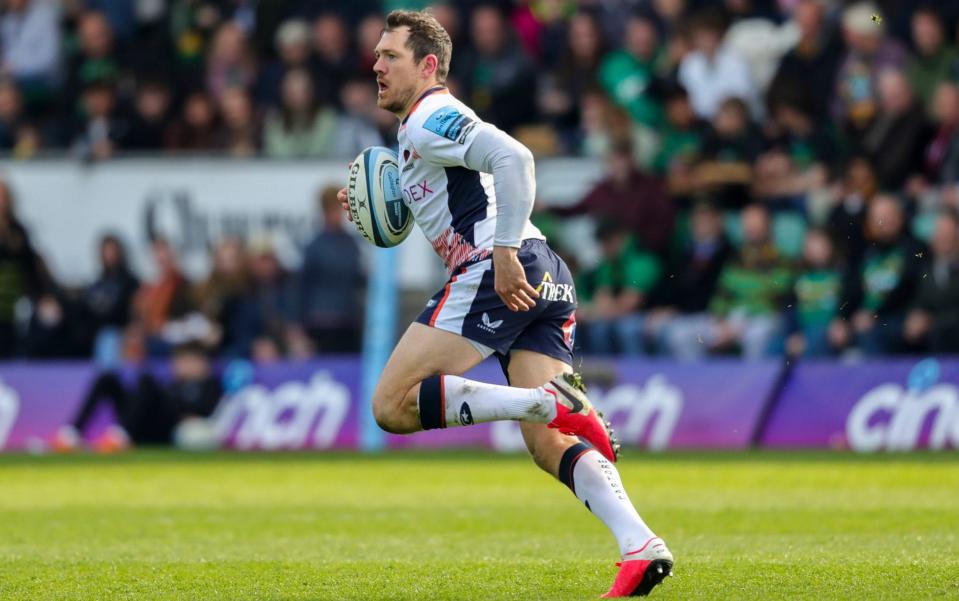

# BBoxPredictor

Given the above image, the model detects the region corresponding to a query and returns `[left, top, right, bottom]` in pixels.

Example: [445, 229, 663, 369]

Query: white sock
[568, 448, 656, 557]
[422, 375, 557, 428]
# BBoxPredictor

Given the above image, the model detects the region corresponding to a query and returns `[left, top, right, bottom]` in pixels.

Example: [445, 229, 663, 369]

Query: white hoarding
[0, 158, 602, 289]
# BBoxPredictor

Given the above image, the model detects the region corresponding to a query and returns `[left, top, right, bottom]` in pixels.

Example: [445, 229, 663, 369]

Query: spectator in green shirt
[653, 84, 708, 184]
[786, 228, 842, 357]
[833, 195, 928, 355]
[665, 204, 793, 360]
[598, 13, 664, 129]
[906, 7, 959, 116]
[579, 220, 661, 355]
[263, 69, 340, 158]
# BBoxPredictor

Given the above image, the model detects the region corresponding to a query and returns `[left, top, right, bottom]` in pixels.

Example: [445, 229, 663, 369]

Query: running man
[337, 10, 673, 597]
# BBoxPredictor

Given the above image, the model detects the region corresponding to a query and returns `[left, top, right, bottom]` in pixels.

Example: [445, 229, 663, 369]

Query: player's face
[373, 28, 422, 116]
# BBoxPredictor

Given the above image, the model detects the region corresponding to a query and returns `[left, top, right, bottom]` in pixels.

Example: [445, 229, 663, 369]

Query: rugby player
[337, 10, 673, 597]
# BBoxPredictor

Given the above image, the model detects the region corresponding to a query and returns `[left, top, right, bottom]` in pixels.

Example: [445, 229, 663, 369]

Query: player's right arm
[407, 108, 540, 311]
[462, 124, 540, 312]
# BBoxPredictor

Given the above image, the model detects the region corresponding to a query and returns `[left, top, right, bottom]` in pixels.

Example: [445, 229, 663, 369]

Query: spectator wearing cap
[0, 0, 60, 103]
[768, 0, 844, 121]
[678, 9, 757, 119]
[906, 7, 958, 116]
[832, 2, 907, 137]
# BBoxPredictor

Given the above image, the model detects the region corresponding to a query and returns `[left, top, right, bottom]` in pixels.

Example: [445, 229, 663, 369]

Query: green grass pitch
[1, 451, 957, 600]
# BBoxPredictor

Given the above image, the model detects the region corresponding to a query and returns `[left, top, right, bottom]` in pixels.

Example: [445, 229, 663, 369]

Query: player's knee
[373, 403, 403, 434]
[372, 385, 418, 434]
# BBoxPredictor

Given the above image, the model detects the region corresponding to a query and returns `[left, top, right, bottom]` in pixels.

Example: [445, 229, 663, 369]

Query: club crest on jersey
[401, 147, 420, 173]
[423, 106, 475, 144]
[536, 272, 576, 303]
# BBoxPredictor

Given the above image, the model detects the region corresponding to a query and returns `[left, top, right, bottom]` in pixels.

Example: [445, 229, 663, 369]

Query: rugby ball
[347, 146, 412, 247]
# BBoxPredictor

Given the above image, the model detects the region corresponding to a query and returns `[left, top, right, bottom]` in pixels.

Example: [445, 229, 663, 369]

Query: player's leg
[508, 350, 658, 551]
[371, 322, 486, 433]
[53, 372, 129, 451]
[372, 322, 568, 435]
[507, 349, 673, 597]
[375, 256, 619, 459]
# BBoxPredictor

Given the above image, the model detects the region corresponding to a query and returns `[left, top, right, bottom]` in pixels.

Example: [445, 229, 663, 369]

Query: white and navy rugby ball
[347, 146, 412, 248]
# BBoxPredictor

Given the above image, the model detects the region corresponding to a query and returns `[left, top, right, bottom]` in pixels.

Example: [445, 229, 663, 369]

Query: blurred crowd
[1, 0, 959, 361]
[0, 181, 366, 364]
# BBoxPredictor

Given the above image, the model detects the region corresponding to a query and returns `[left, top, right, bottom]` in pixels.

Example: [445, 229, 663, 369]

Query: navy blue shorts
[415, 238, 577, 366]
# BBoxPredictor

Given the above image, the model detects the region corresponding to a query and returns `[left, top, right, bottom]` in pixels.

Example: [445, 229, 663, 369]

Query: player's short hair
[385, 10, 452, 83]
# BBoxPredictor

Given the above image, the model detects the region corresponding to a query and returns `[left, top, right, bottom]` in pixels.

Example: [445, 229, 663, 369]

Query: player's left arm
[461, 123, 540, 312]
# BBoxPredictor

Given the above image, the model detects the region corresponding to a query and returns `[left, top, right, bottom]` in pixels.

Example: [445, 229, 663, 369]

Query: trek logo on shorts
[478, 312, 503, 334]
[536, 272, 576, 303]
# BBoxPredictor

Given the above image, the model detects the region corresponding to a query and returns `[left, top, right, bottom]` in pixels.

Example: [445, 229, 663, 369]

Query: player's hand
[493, 246, 539, 312]
[337, 186, 352, 222]
[339, 161, 353, 221]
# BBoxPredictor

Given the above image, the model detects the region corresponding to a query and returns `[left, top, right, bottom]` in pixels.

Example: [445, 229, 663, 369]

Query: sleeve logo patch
[423, 106, 475, 144]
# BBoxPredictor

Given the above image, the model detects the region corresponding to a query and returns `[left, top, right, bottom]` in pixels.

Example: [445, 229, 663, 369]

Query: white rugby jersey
[397, 87, 544, 273]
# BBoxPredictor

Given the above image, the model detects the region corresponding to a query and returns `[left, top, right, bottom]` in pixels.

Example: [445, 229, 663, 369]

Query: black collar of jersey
[401, 85, 448, 125]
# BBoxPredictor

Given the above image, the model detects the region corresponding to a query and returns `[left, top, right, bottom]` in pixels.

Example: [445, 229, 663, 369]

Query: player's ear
[421, 54, 439, 79]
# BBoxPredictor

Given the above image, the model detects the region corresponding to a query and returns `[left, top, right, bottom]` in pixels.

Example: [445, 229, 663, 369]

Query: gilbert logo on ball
[348, 146, 413, 248]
